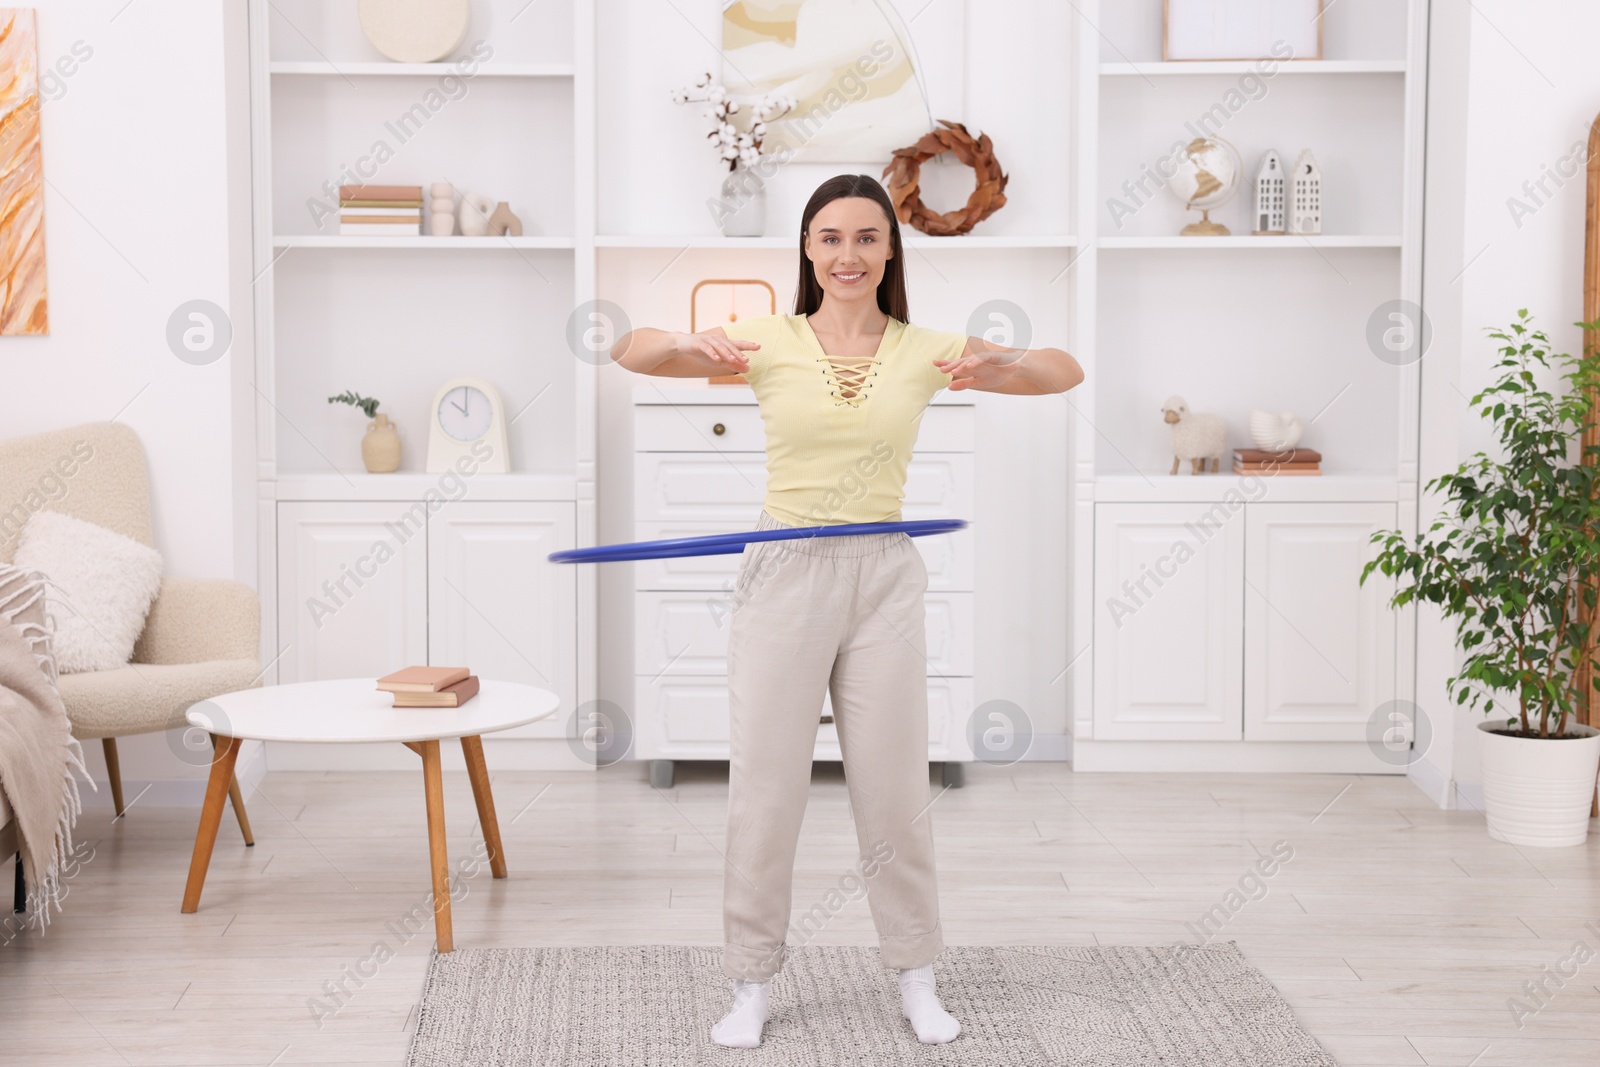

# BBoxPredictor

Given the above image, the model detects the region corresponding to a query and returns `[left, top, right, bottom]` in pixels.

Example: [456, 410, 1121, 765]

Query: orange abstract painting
[0, 8, 47, 335]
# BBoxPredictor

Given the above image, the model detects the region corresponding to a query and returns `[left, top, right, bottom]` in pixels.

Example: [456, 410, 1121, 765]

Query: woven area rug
[406, 942, 1337, 1066]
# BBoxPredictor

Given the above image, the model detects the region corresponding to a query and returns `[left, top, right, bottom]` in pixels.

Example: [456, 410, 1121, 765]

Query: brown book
[1234, 447, 1322, 463]
[392, 676, 480, 707]
[340, 198, 425, 208]
[1234, 460, 1320, 470]
[1234, 464, 1321, 476]
[339, 184, 423, 200]
[340, 214, 426, 224]
[377, 665, 470, 693]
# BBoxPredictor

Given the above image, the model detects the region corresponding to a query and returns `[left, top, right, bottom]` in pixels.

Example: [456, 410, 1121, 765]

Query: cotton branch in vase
[669, 72, 796, 172]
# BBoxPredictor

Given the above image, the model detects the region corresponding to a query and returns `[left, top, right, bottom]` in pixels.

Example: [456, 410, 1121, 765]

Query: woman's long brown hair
[793, 175, 909, 321]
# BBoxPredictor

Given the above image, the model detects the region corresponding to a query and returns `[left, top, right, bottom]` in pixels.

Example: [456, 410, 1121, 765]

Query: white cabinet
[276, 499, 577, 736]
[632, 390, 977, 770]
[428, 502, 578, 739]
[1243, 502, 1396, 742]
[1093, 499, 1397, 746]
[1092, 501, 1244, 740]
[276, 502, 429, 684]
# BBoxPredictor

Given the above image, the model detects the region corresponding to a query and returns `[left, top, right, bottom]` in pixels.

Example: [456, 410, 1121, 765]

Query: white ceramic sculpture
[429, 182, 455, 236]
[457, 191, 493, 237]
[1250, 410, 1304, 452]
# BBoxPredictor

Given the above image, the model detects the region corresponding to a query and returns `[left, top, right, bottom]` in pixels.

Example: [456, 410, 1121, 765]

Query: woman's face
[804, 196, 894, 307]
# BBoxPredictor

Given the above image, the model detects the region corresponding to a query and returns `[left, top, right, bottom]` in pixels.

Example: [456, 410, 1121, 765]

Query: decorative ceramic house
[1252, 150, 1285, 235]
[1289, 149, 1322, 235]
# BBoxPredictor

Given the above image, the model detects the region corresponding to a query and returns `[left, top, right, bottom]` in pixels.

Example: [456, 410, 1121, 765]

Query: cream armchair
[0, 422, 260, 843]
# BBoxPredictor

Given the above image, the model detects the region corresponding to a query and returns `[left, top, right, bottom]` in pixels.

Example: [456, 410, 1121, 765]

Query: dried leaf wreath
[881, 119, 1009, 237]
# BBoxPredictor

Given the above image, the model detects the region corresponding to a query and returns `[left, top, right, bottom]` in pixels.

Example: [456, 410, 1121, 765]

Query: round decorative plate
[357, 0, 469, 63]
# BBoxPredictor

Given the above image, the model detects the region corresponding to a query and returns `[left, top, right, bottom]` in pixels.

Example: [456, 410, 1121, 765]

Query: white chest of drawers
[632, 386, 977, 787]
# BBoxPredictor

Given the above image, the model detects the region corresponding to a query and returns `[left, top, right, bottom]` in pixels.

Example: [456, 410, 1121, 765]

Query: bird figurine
[1250, 410, 1303, 452]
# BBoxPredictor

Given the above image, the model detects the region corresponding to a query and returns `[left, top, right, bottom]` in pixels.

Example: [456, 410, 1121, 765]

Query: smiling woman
[607, 172, 1082, 1050]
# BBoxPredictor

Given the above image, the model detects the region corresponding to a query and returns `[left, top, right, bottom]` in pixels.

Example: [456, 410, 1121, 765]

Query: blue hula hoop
[547, 518, 968, 564]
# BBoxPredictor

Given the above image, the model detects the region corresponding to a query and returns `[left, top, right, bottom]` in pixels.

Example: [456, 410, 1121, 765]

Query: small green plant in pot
[1362, 311, 1600, 846]
[328, 390, 400, 473]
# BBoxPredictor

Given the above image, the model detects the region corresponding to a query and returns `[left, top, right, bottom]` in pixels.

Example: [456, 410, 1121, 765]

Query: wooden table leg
[419, 739, 453, 953]
[182, 734, 241, 913]
[210, 734, 255, 846]
[460, 735, 507, 879]
[227, 776, 255, 846]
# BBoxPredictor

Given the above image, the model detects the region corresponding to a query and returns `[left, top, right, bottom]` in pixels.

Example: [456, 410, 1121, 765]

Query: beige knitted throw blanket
[0, 564, 89, 929]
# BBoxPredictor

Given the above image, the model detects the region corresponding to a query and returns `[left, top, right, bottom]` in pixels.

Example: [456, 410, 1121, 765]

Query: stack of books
[377, 665, 480, 707]
[1234, 447, 1322, 476]
[340, 184, 423, 236]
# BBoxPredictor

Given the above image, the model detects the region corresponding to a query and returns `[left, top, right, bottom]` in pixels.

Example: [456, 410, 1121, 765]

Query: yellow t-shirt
[717, 313, 966, 526]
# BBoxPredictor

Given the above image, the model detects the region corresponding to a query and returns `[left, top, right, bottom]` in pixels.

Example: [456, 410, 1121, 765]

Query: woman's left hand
[933, 346, 1026, 391]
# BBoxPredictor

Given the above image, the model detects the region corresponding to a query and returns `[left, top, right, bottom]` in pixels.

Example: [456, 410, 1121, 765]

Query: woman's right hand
[672, 330, 759, 374]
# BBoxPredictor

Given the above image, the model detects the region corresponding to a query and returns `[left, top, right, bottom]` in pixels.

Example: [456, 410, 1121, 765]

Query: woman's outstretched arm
[933, 336, 1084, 395]
[611, 327, 759, 378]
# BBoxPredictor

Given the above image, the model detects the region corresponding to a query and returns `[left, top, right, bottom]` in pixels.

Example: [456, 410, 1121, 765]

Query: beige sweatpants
[721, 508, 946, 981]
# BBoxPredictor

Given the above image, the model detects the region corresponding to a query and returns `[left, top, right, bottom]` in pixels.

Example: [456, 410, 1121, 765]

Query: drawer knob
[712, 422, 726, 436]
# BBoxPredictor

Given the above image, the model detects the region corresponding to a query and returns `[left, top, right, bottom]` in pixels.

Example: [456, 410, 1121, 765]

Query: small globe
[1166, 136, 1242, 235]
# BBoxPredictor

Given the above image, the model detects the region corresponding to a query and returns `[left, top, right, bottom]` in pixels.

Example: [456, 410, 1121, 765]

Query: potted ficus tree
[1363, 311, 1600, 846]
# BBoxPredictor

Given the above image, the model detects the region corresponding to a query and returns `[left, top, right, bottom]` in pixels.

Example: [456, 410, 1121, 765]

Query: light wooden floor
[2, 761, 1597, 1066]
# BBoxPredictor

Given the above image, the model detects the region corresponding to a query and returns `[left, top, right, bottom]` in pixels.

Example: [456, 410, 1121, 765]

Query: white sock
[898, 964, 960, 1043]
[710, 977, 770, 1048]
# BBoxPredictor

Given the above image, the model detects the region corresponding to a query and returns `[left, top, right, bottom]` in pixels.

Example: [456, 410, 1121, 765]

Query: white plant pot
[1476, 720, 1600, 847]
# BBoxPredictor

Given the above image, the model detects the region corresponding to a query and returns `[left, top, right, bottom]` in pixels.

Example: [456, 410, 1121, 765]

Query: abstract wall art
[720, 0, 965, 164]
[0, 7, 47, 335]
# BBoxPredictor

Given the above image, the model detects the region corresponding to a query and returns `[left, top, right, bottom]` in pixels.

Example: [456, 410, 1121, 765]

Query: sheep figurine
[1162, 396, 1226, 474]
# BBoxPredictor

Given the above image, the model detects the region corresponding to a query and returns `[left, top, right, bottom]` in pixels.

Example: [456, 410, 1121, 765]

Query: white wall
[0, 1, 257, 797]
[1416, 0, 1600, 804]
[1, 1, 246, 573]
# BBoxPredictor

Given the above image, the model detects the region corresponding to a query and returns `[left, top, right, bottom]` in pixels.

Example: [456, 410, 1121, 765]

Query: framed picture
[1164, 0, 1323, 62]
[720, 0, 966, 164]
[0, 7, 48, 334]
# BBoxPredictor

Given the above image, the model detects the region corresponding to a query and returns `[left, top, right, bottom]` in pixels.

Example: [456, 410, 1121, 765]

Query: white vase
[1476, 720, 1600, 846]
[717, 167, 766, 237]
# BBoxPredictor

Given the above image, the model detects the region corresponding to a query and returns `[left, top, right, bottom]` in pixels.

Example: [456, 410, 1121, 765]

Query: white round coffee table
[179, 677, 560, 953]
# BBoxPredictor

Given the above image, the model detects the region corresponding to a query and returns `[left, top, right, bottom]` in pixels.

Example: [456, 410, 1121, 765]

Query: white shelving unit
[1069, 0, 1427, 771]
[271, 235, 578, 249]
[246, 0, 596, 765]
[245, 0, 1428, 774]
[267, 61, 576, 77]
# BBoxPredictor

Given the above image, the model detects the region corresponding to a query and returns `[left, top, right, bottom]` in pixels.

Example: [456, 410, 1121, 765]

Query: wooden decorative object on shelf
[693, 278, 776, 385]
[882, 119, 1009, 237]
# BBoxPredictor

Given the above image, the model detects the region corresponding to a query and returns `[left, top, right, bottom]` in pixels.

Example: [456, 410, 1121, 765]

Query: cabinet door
[276, 502, 428, 684]
[1093, 501, 1244, 740]
[1244, 502, 1396, 741]
[428, 502, 576, 739]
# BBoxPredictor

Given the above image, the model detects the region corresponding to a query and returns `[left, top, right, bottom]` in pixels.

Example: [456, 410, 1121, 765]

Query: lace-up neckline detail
[801, 314, 893, 409]
[821, 354, 878, 405]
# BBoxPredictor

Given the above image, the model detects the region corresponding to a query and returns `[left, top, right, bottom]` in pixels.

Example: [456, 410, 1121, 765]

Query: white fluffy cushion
[13, 510, 164, 674]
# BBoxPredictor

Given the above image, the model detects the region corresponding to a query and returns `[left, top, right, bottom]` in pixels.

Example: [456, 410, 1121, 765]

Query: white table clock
[426, 377, 510, 473]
